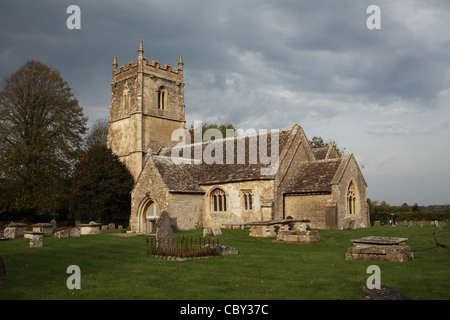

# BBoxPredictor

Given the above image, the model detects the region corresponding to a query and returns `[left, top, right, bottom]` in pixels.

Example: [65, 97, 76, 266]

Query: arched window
[211, 188, 227, 212]
[347, 182, 356, 215]
[242, 190, 253, 211]
[122, 88, 129, 112]
[157, 87, 167, 110]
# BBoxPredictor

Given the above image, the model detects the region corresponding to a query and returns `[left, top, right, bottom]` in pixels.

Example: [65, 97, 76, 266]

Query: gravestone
[343, 218, 355, 230]
[203, 228, 213, 237]
[155, 211, 174, 250]
[3, 228, 15, 239]
[346, 236, 413, 262]
[374, 221, 381, 227]
[212, 228, 222, 236]
[6, 223, 26, 237]
[108, 223, 115, 230]
[0, 256, 5, 289]
[54, 230, 69, 239]
[29, 237, 43, 248]
[101, 225, 109, 232]
[70, 228, 80, 238]
[362, 283, 411, 300]
[32, 223, 54, 235]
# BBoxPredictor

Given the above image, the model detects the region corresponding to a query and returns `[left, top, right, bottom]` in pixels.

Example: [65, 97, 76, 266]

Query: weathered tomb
[24, 232, 44, 240]
[4, 223, 27, 238]
[276, 230, 321, 243]
[247, 219, 312, 238]
[78, 221, 102, 235]
[346, 236, 414, 262]
[32, 223, 54, 235]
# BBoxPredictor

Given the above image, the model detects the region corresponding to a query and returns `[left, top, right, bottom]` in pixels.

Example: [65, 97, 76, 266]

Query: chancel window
[347, 182, 356, 215]
[211, 188, 227, 212]
[242, 191, 253, 210]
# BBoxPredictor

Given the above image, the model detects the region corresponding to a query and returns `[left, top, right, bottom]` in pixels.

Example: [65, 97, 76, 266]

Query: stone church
[107, 41, 370, 233]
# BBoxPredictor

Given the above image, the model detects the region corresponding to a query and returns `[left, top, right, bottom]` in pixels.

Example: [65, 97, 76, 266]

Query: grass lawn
[0, 226, 449, 300]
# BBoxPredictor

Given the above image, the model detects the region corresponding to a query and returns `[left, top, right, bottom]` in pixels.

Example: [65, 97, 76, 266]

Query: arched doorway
[140, 200, 160, 234]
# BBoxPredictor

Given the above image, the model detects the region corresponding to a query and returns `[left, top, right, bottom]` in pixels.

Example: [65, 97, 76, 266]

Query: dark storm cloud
[1, 0, 450, 204]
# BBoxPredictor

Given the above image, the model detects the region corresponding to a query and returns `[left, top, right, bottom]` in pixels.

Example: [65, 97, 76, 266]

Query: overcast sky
[1, 0, 449, 206]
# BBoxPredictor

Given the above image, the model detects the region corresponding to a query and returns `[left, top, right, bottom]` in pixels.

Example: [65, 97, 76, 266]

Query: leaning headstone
[155, 211, 174, 250]
[29, 237, 43, 248]
[212, 228, 222, 236]
[203, 228, 213, 237]
[3, 228, 15, 239]
[343, 218, 352, 230]
[0, 256, 5, 289]
[69, 228, 80, 238]
[54, 230, 69, 239]
[50, 219, 57, 228]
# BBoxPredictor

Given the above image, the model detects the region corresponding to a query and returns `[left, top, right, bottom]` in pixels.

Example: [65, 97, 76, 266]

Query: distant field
[0, 226, 449, 300]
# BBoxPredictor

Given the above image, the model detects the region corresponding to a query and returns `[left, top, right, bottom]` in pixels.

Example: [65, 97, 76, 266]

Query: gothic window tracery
[347, 182, 357, 215]
[211, 188, 227, 212]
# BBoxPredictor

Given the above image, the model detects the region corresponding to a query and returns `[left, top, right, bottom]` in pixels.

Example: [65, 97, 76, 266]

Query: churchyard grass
[0, 226, 448, 300]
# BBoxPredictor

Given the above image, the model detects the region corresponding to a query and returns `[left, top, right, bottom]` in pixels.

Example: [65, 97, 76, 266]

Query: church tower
[107, 40, 186, 179]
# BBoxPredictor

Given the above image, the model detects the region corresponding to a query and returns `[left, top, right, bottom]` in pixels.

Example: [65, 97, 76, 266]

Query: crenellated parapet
[108, 40, 186, 180]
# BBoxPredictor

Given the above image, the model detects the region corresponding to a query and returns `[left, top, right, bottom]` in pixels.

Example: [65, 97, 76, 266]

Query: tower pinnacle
[138, 39, 144, 57]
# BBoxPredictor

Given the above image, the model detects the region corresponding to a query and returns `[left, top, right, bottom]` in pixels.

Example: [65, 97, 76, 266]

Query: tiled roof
[152, 127, 294, 193]
[285, 158, 343, 194]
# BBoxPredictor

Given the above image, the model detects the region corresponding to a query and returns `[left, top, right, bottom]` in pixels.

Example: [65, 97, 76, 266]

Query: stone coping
[246, 219, 311, 226]
[7, 223, 26, 227]
[351, 236, 408, 246]
[31, 223, 54, 227]
[78, 223, 102, 227]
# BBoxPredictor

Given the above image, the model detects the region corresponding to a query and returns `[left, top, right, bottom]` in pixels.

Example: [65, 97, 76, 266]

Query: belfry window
[158, 87, 167, 110]
[122, 88, 129, 112]
[211, 188, 227, 212]
[347, 182, 356, 215]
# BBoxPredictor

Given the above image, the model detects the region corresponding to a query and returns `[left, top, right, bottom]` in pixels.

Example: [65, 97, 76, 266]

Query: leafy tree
[85, 118, 109, 148]
[411, 203, 421, 212]
[188, 122, 236, 142]
[0, 60, 87, 217]
[71, 144, 134, 224]
[309, 136, 345, 156]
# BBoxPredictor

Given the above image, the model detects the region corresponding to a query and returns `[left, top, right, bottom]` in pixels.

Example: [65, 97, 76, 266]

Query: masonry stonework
[108, 42, 369, 233]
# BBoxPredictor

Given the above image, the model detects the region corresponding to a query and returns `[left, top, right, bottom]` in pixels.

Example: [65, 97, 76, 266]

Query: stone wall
[332, 155, 370, 229]
[168, 193, 204, 230]
[130, 156, 170, 233]
[202, 180, 275, 228]
[284, 194, 332, 229]
[274, 126, 315, 220]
